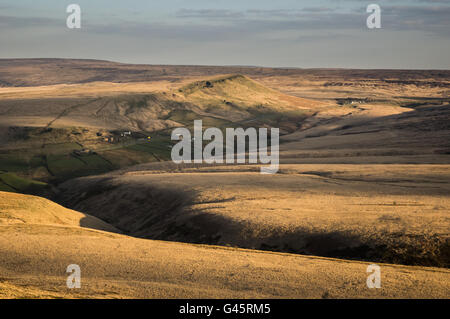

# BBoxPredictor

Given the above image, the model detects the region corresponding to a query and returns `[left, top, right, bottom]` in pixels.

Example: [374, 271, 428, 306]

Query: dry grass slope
[0, 59, 449, 299]
[0, 191, 118, 232]
[57, 164, 450, 268]
[0, 191, 449, 299]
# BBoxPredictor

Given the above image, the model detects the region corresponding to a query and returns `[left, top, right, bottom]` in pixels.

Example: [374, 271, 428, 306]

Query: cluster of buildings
[97, 131, 132, 144]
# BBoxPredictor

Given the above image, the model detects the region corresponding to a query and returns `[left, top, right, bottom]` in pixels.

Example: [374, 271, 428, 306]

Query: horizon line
[1, 57, 449, 71]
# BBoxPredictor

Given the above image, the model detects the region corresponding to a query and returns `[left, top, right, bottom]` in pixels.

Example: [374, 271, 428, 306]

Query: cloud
[301, 7, 336, 13]
[378, 5, 450, 36]
[2, 2, 448, 41]
[176, 9, 244, 19]
[416, 0, 450, 2]
[76, 2, 449, 45]
[0, 15, 60, 28]
[0, 1, 449, 69]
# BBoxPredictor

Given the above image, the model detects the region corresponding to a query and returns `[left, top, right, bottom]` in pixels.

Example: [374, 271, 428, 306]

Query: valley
[0, 59, 449, 298]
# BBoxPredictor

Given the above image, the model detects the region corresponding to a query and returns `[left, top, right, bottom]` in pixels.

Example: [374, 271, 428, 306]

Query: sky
[0, 0, 449, 69]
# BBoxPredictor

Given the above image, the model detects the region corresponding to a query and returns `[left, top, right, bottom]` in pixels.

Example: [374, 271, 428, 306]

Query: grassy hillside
[0, 75, 318, 184]
[0, 60, 449, 299]
[179, 74, 309, 109]
[57, 163, 450, 268]
[0, 191, 448, 299]
[0, 58, 448, 87]
[0, 172, 50, 194]
[0, 191, 118, 232]
[177, 74, 316, 127]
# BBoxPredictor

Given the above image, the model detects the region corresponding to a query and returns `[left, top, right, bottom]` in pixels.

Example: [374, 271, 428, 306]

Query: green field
[0, 154, 30, 172]
[0, 136, 174, 184]
[0, 172, 48, 194]
[46, 153, 113, 181]
[125, 136, 172, 161]
[0, 180, 16, 192]
[43, 142, 82, 155]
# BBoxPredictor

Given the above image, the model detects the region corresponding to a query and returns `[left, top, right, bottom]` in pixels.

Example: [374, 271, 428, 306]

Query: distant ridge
[0, 58, 448, 87]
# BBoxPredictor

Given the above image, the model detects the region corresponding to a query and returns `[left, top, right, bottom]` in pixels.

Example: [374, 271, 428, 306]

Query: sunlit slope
[0, 75, 320, 133]
[179, 74, 319, 111]
[0, 75, 322, 184]
[0, 191, 448, 299]
[0, 191, 117, 232]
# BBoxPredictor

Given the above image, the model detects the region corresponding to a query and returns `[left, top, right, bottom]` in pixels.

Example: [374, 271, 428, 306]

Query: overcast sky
[0, 0, 449, 69]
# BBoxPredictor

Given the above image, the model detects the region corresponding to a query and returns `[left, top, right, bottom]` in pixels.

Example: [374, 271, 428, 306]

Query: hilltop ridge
[1, 58, 449, 88]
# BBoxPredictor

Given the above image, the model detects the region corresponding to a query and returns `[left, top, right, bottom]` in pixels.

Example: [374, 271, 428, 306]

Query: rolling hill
[0, 74, 319, 131]
[0, 59, 449, 299]
[0, 74, 321, 184]
[0, 58, 449, 88]
[0, 191, 448, 299]
[0, 191, 117, 232]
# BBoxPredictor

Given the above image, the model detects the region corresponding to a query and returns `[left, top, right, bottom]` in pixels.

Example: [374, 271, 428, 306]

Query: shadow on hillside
[57, 176, 450, 268]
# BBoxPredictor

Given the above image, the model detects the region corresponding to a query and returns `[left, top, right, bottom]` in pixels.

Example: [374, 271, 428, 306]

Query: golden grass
[57, 163, 450, 267]
[0, 192, 449, 299]
[0, 191, 118, 233]
[0, 61, 448, 298]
